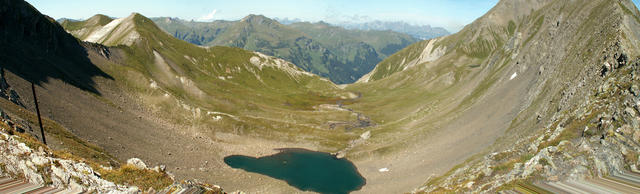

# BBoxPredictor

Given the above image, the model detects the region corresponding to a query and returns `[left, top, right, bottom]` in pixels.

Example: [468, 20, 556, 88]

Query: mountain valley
[143, 16, 418, 84]
[2, 0, 640, 193]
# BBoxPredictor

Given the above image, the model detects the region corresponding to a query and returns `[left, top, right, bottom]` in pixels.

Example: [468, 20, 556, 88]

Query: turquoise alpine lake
[223, 148, 366, 194]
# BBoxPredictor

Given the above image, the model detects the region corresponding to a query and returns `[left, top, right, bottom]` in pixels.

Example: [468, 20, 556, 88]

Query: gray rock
[631, 85, 640, 97]
[127, 186, 139, 193]
[482, 165, 493, 177]
[31, 155, 48, 166]
[625, 107, 637, 118]
[0, 130, 140, 193]
[52, 165, 70, 185]
[126, 158, 147, 169]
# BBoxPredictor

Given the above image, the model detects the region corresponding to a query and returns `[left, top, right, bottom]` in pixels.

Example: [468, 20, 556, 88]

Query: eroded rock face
[408, 0, 640, 192]
[0, 131, 133, 193]
[0, 129, 226, 193]
[417, 58, 640, 193]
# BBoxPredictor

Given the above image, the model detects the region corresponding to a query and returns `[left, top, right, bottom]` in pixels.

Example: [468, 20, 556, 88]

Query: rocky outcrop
[0, 130, 134, 193]
[0, 128, 225, 193]
[416, 57, 640, 193]
[408, 0, 640, 192]
[126, 158, 147, 170]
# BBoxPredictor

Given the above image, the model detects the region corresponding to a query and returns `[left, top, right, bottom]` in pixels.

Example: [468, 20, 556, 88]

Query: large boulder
[126, 158, 147, 169]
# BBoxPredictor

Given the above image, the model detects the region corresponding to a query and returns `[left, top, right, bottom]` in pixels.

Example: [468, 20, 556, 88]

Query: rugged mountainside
[288, 21, 416, 63]
[4, 0, 640, 193]
[144, 15, 418, 84]
[1, 0, 362, 193]
[60, 14, 114, 41]
[339, 20, 450, 40]
[347, 0, 640, 192]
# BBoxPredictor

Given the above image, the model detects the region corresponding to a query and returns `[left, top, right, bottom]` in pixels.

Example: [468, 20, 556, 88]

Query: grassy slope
[150, 16, 418, 84]
[344, 0, 584, 166]
[422, 0, 640, 191]
[340, 0, 640, 192]
[289, 22, 417, 81]
[15, 0, 640, 192]
[63, 13, 363, 149]
[60, 14, 113, 40]
[288, 21, 417, 58]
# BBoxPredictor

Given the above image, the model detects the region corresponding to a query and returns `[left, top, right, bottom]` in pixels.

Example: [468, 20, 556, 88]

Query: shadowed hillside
[0, 0, 112, 94]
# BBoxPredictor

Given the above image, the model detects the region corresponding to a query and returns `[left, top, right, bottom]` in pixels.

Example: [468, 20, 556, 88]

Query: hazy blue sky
[26, 0, 640, 32]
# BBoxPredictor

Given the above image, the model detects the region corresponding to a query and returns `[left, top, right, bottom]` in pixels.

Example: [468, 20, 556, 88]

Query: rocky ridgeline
[0, 128, 227, 193]
[416, 55, 640, 193]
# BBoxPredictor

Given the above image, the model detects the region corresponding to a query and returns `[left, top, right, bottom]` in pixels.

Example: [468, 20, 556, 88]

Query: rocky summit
[1, 0, 640, 193]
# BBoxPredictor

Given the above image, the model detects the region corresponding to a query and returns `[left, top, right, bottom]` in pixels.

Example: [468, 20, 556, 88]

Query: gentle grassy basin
[224, 148, 366, 194]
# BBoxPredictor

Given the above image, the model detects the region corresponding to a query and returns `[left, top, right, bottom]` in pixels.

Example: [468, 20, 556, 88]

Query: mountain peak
[315, 21, 331, 26]
[80, 13, 144, 46]
[85, 14, 113, 26]
[88, 14, 110, 20]
[241, 14, 277, 25]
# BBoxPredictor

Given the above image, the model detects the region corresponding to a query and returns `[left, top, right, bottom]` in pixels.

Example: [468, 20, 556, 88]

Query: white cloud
[198, 9, 217, 21]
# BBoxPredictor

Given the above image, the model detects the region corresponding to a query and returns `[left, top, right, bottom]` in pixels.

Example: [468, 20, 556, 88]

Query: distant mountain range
[339, 21, 450, 40]
[275, 18, 450, 40]
[6, 0, 640, 193]
[147, 15, 418, 84]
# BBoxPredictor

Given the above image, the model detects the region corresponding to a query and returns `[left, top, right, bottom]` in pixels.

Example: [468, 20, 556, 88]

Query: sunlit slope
[62, 12, 365, 148]
[150, 15, 418, 84]
[345, 0, 640, 192]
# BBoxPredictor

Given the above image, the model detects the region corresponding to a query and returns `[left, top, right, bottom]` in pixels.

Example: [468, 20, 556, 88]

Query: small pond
[224, 148, 366, 194]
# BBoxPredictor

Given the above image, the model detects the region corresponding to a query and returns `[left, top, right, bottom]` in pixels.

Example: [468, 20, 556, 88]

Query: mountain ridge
[2, 2, 361, 192]
[339, 20, 450, 40]
[4, 0, 640, 193]
[148, 15, 418, 84]
[346, 0, 640, 192]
